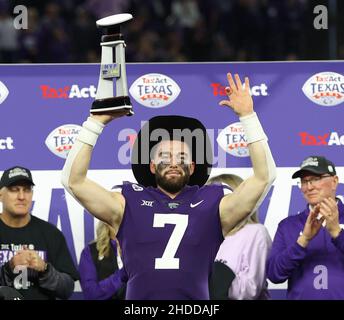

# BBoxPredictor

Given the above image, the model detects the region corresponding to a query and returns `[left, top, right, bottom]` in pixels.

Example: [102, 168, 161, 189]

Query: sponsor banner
[40, 84, 97, 99]
[129, 73, 181, 108]
[299, 131, 344, 146]
[216, 122, 249, 157]
[45, 124, 82, 159]
[302, 72, 344, 106]
[1, 62, 344, 168]
[1, 62, 344, 298]
[0, 137, 14, 150]
[211, 82, 268, 97]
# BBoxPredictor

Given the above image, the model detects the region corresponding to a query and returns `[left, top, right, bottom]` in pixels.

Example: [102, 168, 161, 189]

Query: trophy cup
[91, 14, 134, 115]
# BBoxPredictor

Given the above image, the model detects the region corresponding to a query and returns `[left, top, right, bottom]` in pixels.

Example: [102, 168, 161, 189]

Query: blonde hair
[95, 221, 116, 259]
[207, 173, 259, 236]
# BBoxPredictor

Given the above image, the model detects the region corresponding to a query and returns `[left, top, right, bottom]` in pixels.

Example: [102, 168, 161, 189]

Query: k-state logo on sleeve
[132, 184, 144, 191]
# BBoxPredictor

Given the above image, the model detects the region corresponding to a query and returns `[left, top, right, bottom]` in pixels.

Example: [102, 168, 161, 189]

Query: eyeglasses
[297, 175, 332, 189]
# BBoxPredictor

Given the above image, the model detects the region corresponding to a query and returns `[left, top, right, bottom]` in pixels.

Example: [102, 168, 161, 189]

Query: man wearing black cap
[62, 73, 276, 299]
[267, 156, 344, 300]
[0, 166, 79, 299]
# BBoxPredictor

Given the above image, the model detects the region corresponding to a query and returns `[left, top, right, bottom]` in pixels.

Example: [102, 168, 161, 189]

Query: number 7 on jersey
[153, 213, 188, 269]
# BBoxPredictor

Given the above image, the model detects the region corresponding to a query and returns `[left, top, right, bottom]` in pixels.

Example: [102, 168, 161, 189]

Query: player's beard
[155, 163, 191, 194]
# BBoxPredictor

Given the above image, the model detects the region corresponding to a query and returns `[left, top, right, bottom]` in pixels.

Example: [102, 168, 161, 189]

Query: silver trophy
[91, 14, 134, 115]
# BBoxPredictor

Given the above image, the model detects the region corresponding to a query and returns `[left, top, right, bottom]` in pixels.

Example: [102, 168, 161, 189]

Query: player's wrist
[77, 117, 105, 147]
[238, 110, 254, 117]
[84, 116, 105, 132]
[239, 112, 267, 144]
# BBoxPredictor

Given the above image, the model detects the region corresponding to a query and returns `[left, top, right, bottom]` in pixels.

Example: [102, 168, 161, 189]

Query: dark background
[0, 0, 343, 64]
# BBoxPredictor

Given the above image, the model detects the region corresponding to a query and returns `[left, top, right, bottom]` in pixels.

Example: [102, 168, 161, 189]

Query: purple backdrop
[1, 62, 344, 298]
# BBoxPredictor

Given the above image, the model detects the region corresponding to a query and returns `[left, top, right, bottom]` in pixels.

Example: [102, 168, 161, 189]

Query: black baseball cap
[0, 166, 35, 188]
[292, 156, 336, 179]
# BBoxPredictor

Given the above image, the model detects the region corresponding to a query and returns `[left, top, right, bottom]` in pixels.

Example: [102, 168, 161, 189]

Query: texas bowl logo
[216, 122, 249, 157]
[0, 81, 9, 105]
[45, 124, 82, 159]
[129, 73, 181, 108]
[302, 72, 344, 106]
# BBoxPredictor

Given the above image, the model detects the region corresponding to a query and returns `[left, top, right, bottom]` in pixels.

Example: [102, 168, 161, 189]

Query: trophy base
[91, 96, 134, 116]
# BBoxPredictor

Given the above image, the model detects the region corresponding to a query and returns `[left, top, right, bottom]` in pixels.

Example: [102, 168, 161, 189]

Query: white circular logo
[216, 122, 249, 157]
[0, 81, 9, 105]
[45, 124, 82, 159]
[302, 71, 344, 106]
[129, 73, 181, 108]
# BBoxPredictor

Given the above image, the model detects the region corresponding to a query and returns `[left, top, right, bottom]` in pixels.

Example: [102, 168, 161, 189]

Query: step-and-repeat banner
[1, 62, 344, 297]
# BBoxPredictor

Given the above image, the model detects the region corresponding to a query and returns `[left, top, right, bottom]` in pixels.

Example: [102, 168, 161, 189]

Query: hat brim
[1, 177, 35, 188]
[131, 115, 213, 187]
[292, 168, 328, 179]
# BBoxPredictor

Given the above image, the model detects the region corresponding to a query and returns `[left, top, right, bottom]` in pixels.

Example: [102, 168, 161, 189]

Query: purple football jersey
[116, 182, 226, 300]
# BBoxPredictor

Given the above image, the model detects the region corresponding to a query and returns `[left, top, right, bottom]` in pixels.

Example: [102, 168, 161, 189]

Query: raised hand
[298, 204, 324, 247]
[219, 73, 253, 117]
[319, 198, 341, 238]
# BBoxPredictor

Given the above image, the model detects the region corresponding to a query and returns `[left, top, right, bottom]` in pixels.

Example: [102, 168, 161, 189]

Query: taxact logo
[45, 124, 82, 159]
[216, 122, 249, 157]
[299, 131, 344, 146]
[302, 72, 344, 106]
[40, 84, 97, 99]
[129, 73, 181, 108]
[211, 82, 268, 96]
[0, 137, 14, 150]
